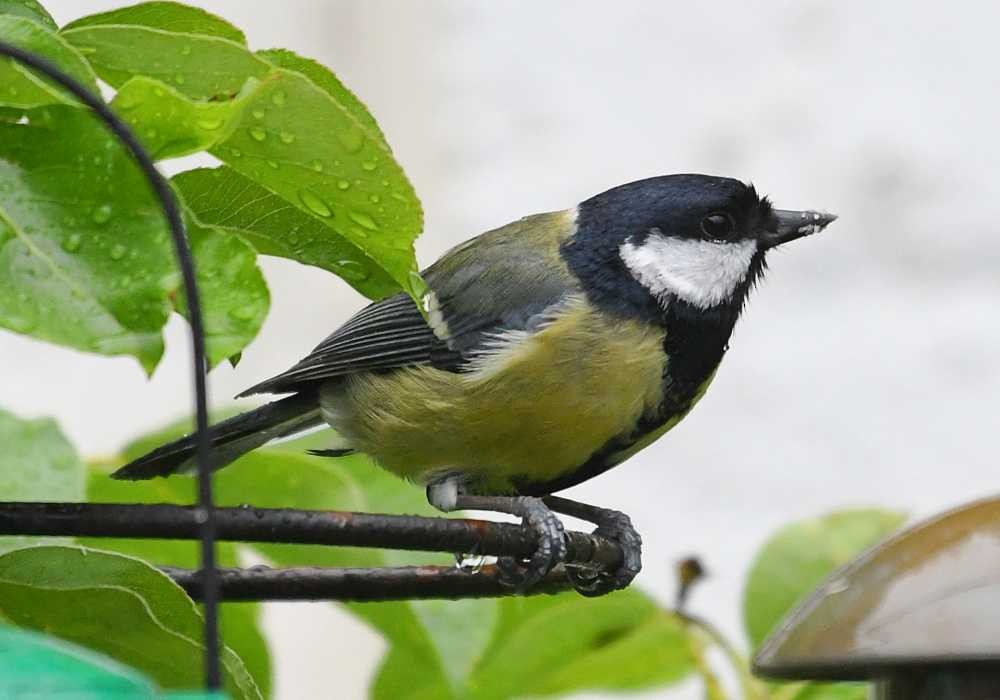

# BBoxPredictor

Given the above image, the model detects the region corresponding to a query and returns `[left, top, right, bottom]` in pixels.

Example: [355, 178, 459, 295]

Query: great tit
[114, 174, 836, 593]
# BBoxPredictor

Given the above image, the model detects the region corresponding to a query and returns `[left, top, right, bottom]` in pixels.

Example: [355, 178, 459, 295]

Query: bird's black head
[562, 174, 836, 322]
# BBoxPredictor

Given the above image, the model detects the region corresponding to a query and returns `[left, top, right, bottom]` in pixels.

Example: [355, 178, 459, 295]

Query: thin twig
[679, 611, 770, 700]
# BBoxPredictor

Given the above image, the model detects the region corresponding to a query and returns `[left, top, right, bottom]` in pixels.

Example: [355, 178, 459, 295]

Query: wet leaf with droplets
[172, 214, 269, 368]
[111, 74, 252, 159]
[61, 22, 270, 100]
[0, 107, 268, 372]
[62, 1, 247, 44]
[174, 167, 399, 299]
[212, 69, 424, 299]
[0, 15, 98, 109]
[0, 0, 58, 29]
[0, 107, 172, 371]
[257, 48, 388, 147]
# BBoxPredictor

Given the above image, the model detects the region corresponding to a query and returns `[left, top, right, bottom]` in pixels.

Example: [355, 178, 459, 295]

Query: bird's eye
[700, 213, 737, 241]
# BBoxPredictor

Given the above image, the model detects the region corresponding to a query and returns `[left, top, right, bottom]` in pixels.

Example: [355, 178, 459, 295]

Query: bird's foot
[544, 497, 642, 596]
[428, 484, 568, 592]
[494, 497, 567, 590]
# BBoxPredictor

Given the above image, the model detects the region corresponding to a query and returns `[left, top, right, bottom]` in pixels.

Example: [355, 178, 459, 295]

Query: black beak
[761, 209, 838, 249]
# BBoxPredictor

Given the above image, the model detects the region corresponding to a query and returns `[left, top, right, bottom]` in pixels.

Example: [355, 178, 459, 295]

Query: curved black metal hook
[0, 41, 221, 688]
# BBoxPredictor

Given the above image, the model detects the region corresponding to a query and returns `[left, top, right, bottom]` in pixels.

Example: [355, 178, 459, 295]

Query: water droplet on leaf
[279, 131, 295, 144]
[271, 90, 286, 106]
[109, 244, 126, 260]
[298, 189, 333, 218]
[336, 260, 369, 282]
[348, 210, 379, 230]
[310, 160, 324, 172]
[361, 160, 377, 171]
[249, 127, 267, 141]
[337, 129, 363, 153]
[62, 233, 82, 252]
[252, 108, 265, 119]
[369, 194, 380, 204]
[229, 305, 258, 321]
[266, 160, 279, 169]
[336, 179, 350, 190]
[196, 117, 223, 130]
[91, 204, 112, 224]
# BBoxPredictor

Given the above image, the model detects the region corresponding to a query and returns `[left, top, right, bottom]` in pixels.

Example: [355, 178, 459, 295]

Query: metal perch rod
[0, 502, 623, 601]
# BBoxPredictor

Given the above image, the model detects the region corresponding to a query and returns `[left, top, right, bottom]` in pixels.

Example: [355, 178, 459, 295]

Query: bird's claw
[569, 510, 642, 597]
[497, 497, 567, 591]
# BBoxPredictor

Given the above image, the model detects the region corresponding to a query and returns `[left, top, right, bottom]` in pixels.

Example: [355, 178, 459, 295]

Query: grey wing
[237, 293, 455, 395]
[239, 211, 579, 397]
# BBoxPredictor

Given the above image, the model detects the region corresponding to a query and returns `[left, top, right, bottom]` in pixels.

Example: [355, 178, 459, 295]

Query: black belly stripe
[513, 298, 740, 496]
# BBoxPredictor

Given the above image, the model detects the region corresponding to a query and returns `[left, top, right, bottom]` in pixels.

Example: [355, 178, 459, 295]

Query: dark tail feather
[112, 393, 323, 480]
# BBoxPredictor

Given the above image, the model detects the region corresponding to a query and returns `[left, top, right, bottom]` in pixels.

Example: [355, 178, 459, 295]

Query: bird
[113, 173, 836, 594]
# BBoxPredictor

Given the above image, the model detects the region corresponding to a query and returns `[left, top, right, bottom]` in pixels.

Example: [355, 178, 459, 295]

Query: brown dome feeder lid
[755, 495, 1000, 680]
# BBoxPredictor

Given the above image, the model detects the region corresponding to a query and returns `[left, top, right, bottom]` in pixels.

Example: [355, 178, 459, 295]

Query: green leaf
[212, 68, 424, 297]
[0, 106, 269, 372]
[111, 75, 252, 160]
[0, 546, 261, 700]
[99, 439, 467, 696]
[0, 106, 24, 122]
[0, 406, 85, 554]
[0, 624, 161, 698]
[63, 1, 246, 44]
[85, 468, 272, 699]
[175, 167, 400, 300]
[219, 605, 271, 700]
[175, 218, 269, 369]
[257, 48, 387, 147]
[62, 18, 424, 297]
[0, 0, 56, 29]
[458, 590, 696, 699]
[522, 609, 696, 695]
[0, 15, 99, 109]
[743, 508, 906, 649]
[0, 106, 173, 370]
[372, 647, 453, 700]
[61, 23, 270, 100]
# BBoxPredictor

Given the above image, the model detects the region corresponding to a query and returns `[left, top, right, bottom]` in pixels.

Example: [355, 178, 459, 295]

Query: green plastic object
[0, 624, 227, 699]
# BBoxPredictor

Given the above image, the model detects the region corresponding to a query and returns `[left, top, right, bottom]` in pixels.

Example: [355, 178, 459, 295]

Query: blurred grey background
[5, 1, 1000, 697]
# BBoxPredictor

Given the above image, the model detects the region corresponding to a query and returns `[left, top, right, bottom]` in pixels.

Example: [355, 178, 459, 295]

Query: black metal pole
[0, 42, 221, 689]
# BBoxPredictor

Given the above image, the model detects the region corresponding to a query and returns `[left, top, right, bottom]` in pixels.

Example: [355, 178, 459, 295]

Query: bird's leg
[543, 495, 642, 596]
[427, 479, 567, 590]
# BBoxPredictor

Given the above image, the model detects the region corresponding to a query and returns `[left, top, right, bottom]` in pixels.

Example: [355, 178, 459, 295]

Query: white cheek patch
[619, 231, 757, 309]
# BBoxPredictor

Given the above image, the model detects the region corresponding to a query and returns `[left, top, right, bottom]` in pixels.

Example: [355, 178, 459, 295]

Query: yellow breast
[320, 296, 667, 492]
